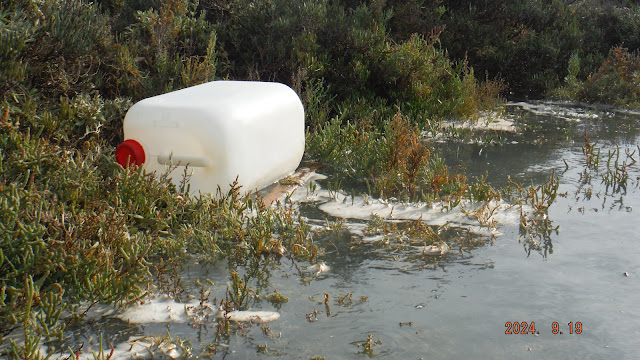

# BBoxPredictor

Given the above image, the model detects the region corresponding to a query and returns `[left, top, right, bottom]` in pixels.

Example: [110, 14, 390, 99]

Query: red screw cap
[116, 139, 146, 167]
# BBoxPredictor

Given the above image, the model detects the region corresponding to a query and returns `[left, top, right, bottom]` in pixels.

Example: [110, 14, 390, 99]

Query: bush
[579, 47, 640, 107]
[213, 0, 497, 123]
[0, 1, 314, 356]
[552, 46, 640, 108]
[306, 108, 469, 201]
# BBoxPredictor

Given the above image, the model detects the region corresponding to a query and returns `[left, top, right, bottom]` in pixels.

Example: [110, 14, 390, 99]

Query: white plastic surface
[122, 81, 305, 194]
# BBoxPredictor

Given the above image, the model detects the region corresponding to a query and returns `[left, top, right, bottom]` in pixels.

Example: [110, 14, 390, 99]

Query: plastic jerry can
[116, 81, 305, 194]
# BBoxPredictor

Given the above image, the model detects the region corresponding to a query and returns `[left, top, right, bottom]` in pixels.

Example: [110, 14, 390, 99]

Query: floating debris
[261, 164, 322, 206]
[308, 261, 330, 276]
[279, 176, 305, 186]
[421, 242, 450, 255]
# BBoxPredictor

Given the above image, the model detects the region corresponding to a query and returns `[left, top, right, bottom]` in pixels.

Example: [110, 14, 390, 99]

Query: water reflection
[436, 101, 640, 187]
[437, 102, 640, 260]
[47, 316, 141, 356]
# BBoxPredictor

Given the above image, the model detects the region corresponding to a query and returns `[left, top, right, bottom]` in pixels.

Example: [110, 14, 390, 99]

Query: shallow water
[53, 102, 640, 359]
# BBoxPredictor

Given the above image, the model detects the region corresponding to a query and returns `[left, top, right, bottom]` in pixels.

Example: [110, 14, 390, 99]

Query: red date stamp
[505, 321, 582, 335]
[505, 321, 537, 334]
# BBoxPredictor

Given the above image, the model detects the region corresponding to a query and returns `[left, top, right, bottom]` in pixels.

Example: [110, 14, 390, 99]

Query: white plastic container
[116, 81, 305, 194]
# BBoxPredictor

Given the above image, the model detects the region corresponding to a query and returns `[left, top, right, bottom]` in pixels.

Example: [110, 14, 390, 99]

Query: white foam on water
[23, 297, 280, 358]
[307, 261, 331, 276]
[57, 302, 117, 321]
[441, 112, 518, 133]
[290, 180, 524, 239]
[508, 101, 601, 122]
[361, 234, 387, 243]
[116, 295, 197, 323]
[41, 306, 279, 359]
[11, 334, 185, 360]
[221, 310, 280, 323]
[114, 294, 281, 325]
[85, 334, 185, 359]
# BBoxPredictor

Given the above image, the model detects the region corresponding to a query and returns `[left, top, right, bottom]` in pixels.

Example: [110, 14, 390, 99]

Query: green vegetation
[306, 110, 475, 201]
[1, 0, 639, 357]
[434, 0, 640, 99]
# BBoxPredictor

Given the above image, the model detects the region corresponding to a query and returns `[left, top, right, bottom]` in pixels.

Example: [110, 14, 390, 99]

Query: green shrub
[213, 0, 495, 122]
[551, 51, 584, 100]
[429, 0, 640, 97]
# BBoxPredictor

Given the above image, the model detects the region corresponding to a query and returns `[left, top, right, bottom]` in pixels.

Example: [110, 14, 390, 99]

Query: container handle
[157, 154, 212, 167]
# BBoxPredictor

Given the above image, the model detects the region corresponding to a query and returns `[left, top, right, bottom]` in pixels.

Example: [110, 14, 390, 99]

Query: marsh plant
[601, 146, 637, 194]
[307, 110, 476, 202]
[582, 130, 600, 170]
[363, 215, 448, 249]
[353, 333, 382, 358]
[504, 173, 560, 258]
[580, 130, 638, 195]
[127, 331, 192, 359]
